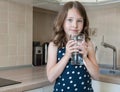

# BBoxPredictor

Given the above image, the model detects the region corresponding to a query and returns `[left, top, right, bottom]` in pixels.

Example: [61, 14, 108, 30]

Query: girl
[47, 1, 99, 92]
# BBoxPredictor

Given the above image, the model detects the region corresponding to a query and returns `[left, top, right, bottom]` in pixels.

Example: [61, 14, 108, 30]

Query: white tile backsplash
[0, 0, 32, 67]
[86, 3, 120, 66]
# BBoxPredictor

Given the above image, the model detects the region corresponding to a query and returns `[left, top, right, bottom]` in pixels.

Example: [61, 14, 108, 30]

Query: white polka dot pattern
[54, 48, 93, 92]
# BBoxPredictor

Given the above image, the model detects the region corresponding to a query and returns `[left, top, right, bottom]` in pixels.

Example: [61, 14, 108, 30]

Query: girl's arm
[79, 41, 99, 80]
[46, 42, 71, 83]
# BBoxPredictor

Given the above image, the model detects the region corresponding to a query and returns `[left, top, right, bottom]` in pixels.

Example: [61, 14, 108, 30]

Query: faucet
[101, 36, 117, 70]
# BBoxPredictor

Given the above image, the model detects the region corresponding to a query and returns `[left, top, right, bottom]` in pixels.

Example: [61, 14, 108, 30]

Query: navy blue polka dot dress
[53, 47, 93, 92]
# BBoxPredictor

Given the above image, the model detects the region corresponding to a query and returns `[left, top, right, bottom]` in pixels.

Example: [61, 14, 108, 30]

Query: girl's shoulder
[49, 41, 58, 50]
[49, 42, 65, 52]
[87, 40, 94, 47]
[87, 40, 95, 51]
[49, 41, 55, 46]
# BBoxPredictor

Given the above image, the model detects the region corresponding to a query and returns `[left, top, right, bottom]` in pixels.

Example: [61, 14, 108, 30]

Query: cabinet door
[25, 88, 43, 92]
[92, 80, 120, 92]
[43, 84, 54, 92]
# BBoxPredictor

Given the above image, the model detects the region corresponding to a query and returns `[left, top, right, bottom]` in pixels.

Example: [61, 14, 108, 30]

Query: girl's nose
[72, 21, 77, 28]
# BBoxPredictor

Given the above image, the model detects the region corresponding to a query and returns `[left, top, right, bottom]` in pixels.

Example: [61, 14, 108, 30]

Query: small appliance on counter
[42, 42, 49, 65]
[32, 41, 43, 66]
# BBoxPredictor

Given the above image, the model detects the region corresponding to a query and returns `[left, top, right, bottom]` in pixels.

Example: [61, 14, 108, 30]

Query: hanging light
[56, 0, 119, 3]
[55, 0, 120, 5]
[56, 0, 97, 3]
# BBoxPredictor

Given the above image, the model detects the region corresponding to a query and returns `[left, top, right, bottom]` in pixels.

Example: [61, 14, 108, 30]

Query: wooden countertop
[98, 74, 120, 84]
[0, 65, 120, 92]
[0, 65, 51, 92]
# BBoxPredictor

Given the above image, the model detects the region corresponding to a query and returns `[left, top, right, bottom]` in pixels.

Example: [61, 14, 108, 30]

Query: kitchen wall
[33, 7, 57, 44]
[86, 3, 120, 66]
[1, 0, 119, 67]
[33, 3, 120, 66]
[0, 0, 33, 67]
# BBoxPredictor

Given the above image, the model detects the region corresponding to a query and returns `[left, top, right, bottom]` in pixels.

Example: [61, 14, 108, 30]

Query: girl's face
[63, 7, 84, 40]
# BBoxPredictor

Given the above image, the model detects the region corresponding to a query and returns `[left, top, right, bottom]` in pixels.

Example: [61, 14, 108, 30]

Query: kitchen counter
[0, 65, 120, 92]
[98, 73, 120, 84]
[0, 65, 52, 92]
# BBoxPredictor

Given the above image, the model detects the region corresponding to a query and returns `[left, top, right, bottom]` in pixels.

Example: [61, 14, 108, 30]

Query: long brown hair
[52, 1, 90, 48]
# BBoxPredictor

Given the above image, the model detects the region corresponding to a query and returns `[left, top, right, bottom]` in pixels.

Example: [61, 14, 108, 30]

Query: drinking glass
[70, 33, 85, 65]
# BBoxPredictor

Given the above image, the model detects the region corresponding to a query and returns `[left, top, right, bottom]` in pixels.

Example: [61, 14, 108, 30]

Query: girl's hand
[65, 40, 79, 58]
[78, 42, 88, 59]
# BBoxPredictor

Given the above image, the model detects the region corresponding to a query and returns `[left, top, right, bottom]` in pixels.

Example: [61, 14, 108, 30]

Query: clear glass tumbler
[70, 33, 85, 65]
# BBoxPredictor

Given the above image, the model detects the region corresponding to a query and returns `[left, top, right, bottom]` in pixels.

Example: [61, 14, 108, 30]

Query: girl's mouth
[72, 30, 77, 32]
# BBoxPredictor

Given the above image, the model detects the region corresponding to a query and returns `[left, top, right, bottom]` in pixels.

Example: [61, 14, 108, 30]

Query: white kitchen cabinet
[92, 80, 120, 92]
[25, 84, 54, 92]
[42, 84, 54, 92]
[25, 88, 43, 92]
[25, 80, 120, 92]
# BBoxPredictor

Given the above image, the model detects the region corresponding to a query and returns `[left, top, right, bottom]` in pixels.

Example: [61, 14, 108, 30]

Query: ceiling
[11, 0, 120, 11]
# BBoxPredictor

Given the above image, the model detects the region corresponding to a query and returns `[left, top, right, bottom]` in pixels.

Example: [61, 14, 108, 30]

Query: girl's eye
[67, 19, 73, 22]
[77, 19, 83, 23]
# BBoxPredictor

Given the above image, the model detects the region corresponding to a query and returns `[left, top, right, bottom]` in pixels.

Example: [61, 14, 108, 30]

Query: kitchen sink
[99, 64, 120, 76]
[100, 68, 120, 76]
